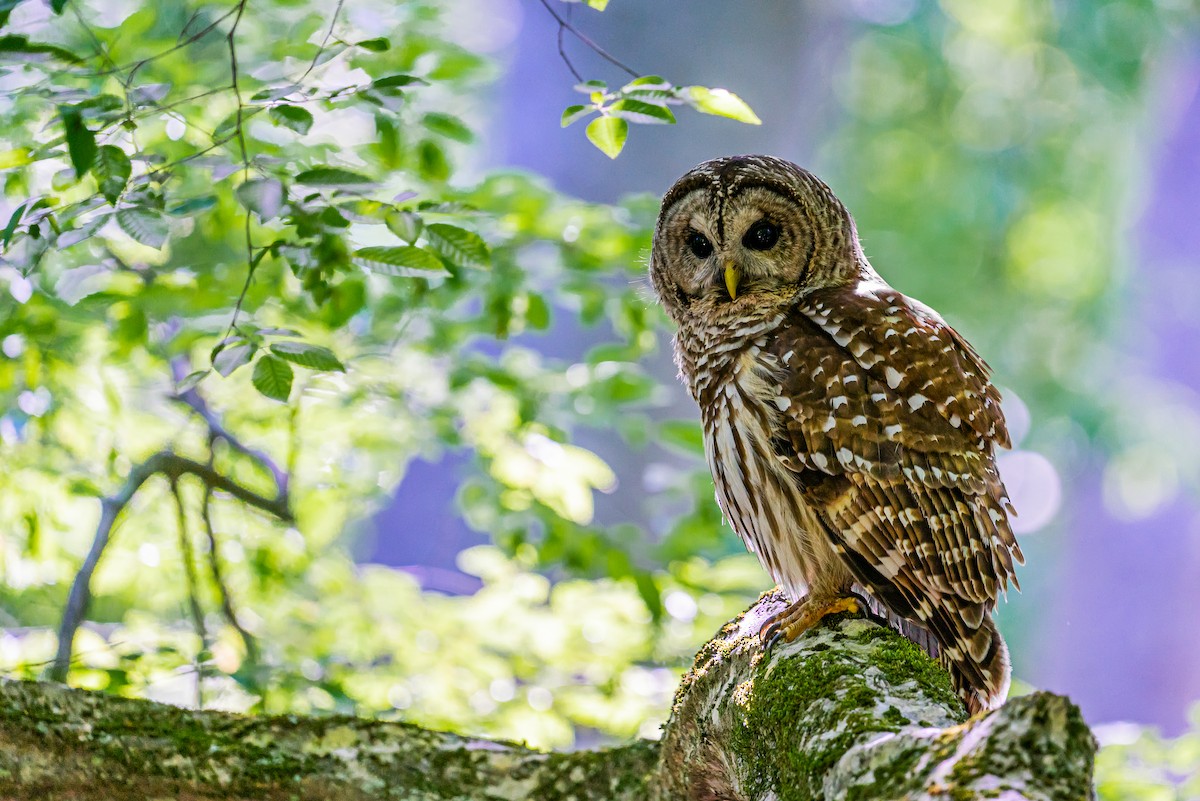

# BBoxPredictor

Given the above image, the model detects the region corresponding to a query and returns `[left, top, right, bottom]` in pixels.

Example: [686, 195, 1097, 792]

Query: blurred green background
[0, 0, 1198, 795]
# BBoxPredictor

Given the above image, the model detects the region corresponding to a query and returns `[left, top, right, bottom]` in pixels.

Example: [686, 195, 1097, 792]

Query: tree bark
[0, 591, 1094, 800]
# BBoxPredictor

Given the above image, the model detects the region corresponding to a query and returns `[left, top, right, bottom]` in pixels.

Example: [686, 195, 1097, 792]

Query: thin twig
[535, 0, 639, 78]
[51, 451, 292, 683]
[100, 6, 240, 80]
[170, 359, 289, 498]
[295, 0, 345, 85]
[66, 0, 120, 73]
[555, 15, 582, 82]
[170, 479, 208, 709]
[199, 476, 258, 666]
[223, 0, 256, 341]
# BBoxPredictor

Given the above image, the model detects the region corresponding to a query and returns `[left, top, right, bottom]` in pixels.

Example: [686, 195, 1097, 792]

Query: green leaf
[337, 199, 388, 223]
[236, 178, 285, 220]
[60, 107, 96, 179]
[249, 84, 301, 102]
[560, 104, 593, 128]
[573, 80, 607, 94]
[356, 37, 390, 52]
[423, 224, 489, 269]
[56, 214, 108, 247]
[212, 341, 254, 377]
[0, 147, 30, 168]
[295, 167, 375, 188]
[212, 111, 241, 141]
[2, 202, 26, 247]
[625, 75, 670, 88]
[372, 74, 426, 91]
[176, 370, 209, 392]
[252, 355, 294, 401]
[352, 245, 449, 277]
[619, 77, 674, 105]
[585, 116, 628, 159]
[417, 140, 450, 182]
[634, 571, 663, 621]
[584, 0, 608, 8]
[49, 0, 67, 12]
[269, 341, 345, 372]
[610, 99, 676, 125]
[168, 196, 218, 215]
[0, 34, 81, 63]
[268, 104, 314, 134]
[385, 210, 423, 243]
[683, 86, 762, 124]
[525, 293, 550, 330]
[92, 145, 131, 204]
[422, 113, 473, 143]
[115, 207, 169, 249]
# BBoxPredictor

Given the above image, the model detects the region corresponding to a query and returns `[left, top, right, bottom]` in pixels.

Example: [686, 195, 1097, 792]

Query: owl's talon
[758, 595, 863, 649]
[763, 624, 784, 651]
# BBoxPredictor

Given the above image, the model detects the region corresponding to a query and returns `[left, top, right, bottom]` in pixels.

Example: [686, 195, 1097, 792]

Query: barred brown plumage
[649, 155, 1024, 714]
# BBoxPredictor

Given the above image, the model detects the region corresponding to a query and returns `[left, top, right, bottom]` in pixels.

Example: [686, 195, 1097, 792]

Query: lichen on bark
[656, 590, 1095, 801]
[0, 591, 1095, 800]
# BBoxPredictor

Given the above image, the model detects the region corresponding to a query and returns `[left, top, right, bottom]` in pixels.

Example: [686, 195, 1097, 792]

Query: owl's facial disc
[650, 181, 820, 314]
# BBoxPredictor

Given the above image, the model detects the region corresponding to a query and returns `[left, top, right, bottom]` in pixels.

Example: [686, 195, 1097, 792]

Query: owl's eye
[742, 219, 780, 251]
[686, 230, 713, 259]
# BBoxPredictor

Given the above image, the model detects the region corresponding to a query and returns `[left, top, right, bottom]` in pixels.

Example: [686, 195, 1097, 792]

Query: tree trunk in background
[0, 592, 1094, 800]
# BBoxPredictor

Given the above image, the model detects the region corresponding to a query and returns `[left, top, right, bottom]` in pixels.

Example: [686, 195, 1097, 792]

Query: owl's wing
[768, 281, 1023, 619]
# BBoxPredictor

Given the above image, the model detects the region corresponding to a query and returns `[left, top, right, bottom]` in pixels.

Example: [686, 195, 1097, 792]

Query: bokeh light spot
[997, 450, 1061, 534]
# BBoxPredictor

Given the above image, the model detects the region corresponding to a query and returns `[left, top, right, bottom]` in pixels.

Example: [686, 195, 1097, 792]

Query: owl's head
[649, 155, 866, 322]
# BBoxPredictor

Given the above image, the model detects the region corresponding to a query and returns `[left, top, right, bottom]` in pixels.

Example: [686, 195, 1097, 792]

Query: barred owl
[649, 155, 1023, 714]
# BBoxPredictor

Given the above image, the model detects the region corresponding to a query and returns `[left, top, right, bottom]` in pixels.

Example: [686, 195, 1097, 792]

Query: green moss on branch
[0, 591, 1094, 800]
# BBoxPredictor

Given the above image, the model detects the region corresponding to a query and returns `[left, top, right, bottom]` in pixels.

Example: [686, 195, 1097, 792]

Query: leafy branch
[562, 76, 761, 158]
[535, 0, 761, 158]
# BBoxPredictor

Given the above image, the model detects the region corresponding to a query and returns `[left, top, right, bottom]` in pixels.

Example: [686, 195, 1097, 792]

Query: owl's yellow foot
[759, 595, 864, 650]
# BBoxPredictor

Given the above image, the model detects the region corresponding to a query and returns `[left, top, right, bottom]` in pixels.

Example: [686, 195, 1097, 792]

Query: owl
[649, 155, 1024, 714]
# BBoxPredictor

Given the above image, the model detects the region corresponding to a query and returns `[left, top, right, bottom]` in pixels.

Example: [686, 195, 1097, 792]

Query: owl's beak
[724, 262, 741, 300]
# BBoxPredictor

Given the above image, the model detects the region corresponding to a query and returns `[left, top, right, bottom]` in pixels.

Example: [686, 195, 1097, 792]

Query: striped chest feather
[678, 319, 840, 599]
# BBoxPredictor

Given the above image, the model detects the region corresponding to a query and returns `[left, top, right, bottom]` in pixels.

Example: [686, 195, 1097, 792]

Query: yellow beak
[724, 262, 742, 300]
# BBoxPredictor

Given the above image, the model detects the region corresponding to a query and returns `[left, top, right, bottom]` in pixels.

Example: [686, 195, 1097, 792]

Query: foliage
[1095, 710, 1200, 800]
[0, 0, 760, 749]
[562, 76, 759, 159]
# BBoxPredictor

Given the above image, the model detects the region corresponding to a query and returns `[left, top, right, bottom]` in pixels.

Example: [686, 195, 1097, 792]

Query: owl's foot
[759, 594, 865, 650]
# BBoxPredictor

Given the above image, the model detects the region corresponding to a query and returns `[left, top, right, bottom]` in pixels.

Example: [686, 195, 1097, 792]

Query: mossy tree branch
[657, 590, 1095, 801]
[11, 592, 1094, 800]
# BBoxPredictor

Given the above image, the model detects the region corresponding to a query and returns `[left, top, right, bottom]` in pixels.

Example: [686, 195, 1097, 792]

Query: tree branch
[171, 367, 290, 499]
[170, 477, 209, 708]
[535, 0, 640, 79]
[656, 590, 1095, 800]
[28, 591, 1094, 799]
[50, 451, 292, 683]
[200, 478, 258, 666]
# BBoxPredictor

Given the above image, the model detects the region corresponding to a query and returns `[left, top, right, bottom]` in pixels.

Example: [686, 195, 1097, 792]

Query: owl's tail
[942, 613, 1011, 715]
[856, 590, 1010, 715]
